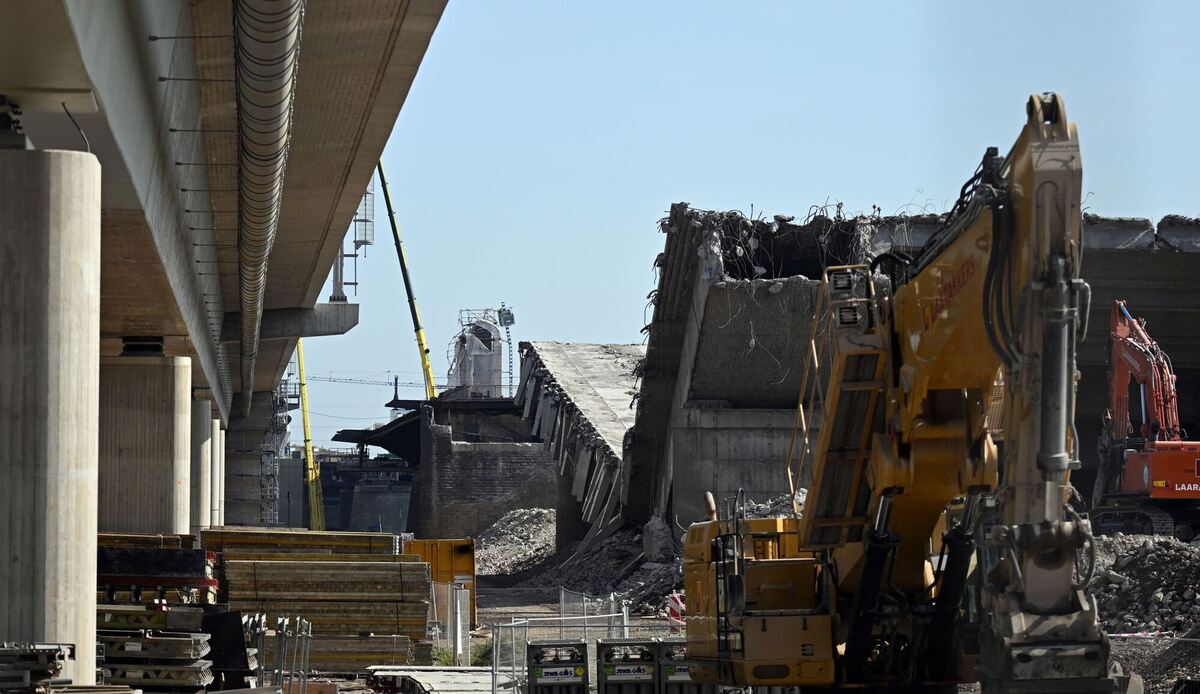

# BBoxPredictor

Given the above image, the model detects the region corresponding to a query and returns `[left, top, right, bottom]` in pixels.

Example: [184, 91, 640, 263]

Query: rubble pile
[1090, 533, 1200, 692]
[475, 508, 556, 576]
[519, 528, 643, 594]
[1090, 534, 1200, 634]
[616, 560, 683, 613]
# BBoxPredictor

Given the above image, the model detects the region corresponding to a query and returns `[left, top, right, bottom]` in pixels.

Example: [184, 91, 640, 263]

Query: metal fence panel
[429, 582, 472, 665]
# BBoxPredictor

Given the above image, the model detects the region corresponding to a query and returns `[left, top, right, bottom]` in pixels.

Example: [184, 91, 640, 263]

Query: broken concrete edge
[659, 203, 1200, 264]
[515, 342, 633, 532]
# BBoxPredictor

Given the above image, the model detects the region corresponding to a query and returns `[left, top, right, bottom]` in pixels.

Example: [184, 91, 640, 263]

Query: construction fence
[490, 589, 677, 694]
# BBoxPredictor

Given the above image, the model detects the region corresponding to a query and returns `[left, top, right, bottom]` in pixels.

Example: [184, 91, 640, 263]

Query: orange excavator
[1091, 300, 1200, 538]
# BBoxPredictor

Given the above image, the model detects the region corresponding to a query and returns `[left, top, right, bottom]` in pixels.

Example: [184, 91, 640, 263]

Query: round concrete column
[190, 400, 212, 539]
[0, 149, 101, 684]
[216, 426, 226, 526]
[99, 356, 192, 534]
[210, 418, 222, 527]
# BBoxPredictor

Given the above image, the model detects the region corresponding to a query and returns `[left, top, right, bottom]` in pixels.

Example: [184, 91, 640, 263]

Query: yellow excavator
[683, 94, 1140, 693]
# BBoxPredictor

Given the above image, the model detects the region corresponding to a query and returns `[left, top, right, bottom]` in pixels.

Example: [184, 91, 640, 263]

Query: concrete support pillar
[190, 400, 212, 539]
[210, 419, 221, 527]
[216, 427, 226, 525]
[99, 356, 192, 534]
[0, 149, 101, 684]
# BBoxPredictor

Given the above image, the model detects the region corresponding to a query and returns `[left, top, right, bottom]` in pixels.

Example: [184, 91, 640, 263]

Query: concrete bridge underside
[0, 0, 446, 681]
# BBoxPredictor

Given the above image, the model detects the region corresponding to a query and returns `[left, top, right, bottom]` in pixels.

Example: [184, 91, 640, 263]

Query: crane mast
[377, 162, 438, 401]
[296, 338, 326, 530]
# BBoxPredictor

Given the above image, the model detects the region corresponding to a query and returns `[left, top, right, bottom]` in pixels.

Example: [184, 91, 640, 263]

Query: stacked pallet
[263, 635, 414, 672]
[201, 528, 400, 555]
[0, 642, 73, 691]
[96, 605, 213, 694]
[97, 548, 217, 606]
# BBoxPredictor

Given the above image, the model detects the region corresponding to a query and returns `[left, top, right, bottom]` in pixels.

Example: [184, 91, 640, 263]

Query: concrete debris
[1093, 534, 1200, 692]
[475, 508, 556, 576]
[508, 522, 683, 613]
[615, 560, 683, 614]
[743, 490, 807, 519]
[1110, 629, 1200, 694]
[641, 515, 675, 563]
[521, 528, 645, 596]
[1091, 534, 1200, 634]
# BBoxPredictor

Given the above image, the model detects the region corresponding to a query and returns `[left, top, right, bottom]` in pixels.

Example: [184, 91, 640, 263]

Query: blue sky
[301, 1, 1200, 446]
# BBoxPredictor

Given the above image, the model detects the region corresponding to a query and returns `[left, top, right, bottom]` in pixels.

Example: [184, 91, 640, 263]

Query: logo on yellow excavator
[922, 258, 977, 331]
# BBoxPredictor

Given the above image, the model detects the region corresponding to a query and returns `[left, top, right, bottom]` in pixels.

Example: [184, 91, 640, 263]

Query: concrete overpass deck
[0, 0, 446, 680]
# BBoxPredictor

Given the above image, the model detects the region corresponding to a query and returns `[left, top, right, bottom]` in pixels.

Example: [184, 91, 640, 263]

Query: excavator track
[1089, 504, 1177, 536]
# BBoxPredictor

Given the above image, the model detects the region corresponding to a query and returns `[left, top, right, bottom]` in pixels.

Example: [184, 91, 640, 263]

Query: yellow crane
[377, 162, 437, 401]
[293, 163, 433, 531]
[295, 337, 326, 530]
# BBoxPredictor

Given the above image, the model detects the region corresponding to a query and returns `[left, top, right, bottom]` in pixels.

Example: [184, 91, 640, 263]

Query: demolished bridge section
[625, 204, 1200, 552]
[513, 341, 645, 551]
[621, 203, 928, 538]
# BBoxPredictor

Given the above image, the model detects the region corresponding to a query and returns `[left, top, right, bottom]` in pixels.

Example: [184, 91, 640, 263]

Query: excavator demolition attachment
[682, 94, 1142, 693]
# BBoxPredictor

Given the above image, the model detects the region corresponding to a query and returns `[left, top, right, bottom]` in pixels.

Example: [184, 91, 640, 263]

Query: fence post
[491, 624, 499, 694]
[558, 587, 566, 638]
[510, 619, 518, 691]
[452, 586, 463, 665]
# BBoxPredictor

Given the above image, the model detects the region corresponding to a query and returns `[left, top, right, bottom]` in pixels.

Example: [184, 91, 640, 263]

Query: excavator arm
[1106, 300, 1181, 442]
[808, 92, 1111, 691]
[684, 93, 1138, 693]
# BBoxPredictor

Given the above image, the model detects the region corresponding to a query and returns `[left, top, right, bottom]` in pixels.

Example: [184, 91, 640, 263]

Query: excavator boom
[1093, 300, 1199, 537]
[1107, 300, 1181, 442]
[683, 93, 1138, 693]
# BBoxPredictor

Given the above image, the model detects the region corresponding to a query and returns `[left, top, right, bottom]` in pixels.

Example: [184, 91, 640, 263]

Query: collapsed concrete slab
[513, 341, 645, 551]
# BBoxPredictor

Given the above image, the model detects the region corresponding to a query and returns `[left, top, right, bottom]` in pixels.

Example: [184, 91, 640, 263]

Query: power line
[307, 375, 449, 389]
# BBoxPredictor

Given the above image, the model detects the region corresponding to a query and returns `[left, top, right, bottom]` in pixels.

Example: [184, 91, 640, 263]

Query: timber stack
[224, 559, 432, 667]
[200, 528, 400, 555]
[207, 528, 435, 670]
[98, 534, 195, 551]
